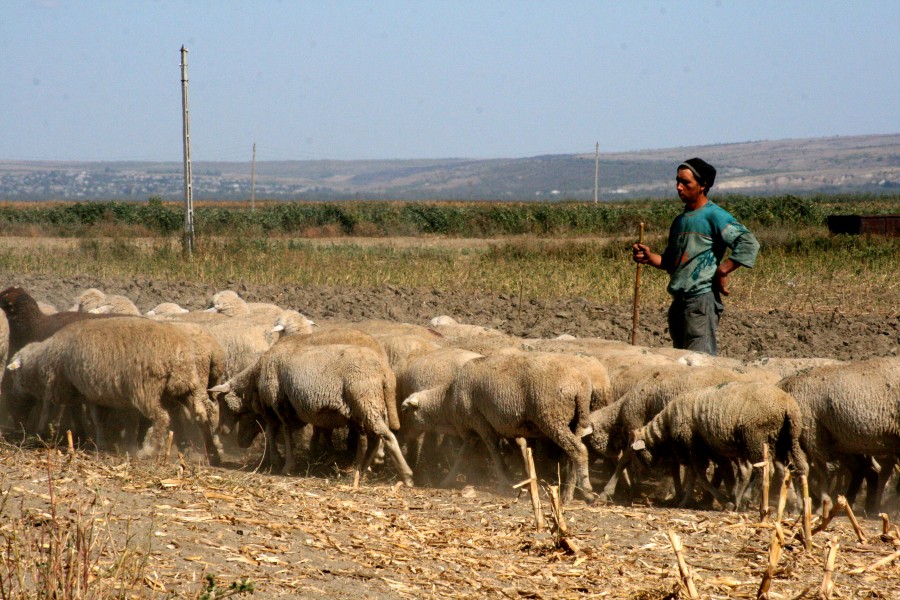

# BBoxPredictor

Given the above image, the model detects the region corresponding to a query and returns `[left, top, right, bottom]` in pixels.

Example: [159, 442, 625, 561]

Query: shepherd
[631, 158, 759, 356]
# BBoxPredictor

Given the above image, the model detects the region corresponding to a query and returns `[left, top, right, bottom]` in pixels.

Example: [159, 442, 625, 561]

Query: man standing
[631, 158, 759, 356]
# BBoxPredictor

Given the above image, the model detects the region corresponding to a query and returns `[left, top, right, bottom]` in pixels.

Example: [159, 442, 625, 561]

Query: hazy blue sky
[2, 1, 897, 162]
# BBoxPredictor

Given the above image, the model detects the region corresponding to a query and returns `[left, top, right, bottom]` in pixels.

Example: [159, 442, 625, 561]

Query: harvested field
[2, 440, 899, 599]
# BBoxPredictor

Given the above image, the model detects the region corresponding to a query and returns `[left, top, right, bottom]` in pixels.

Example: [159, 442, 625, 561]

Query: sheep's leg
[732, 459, 755, 511]
[688, 454, 734, 510]
[353, 431, 379, 484]
[544, 429, 594, 503]
[137, 405, 171, 460]
[276, 414, 297, 475]
[378, 429, 415, 487]
[676, 466, 697, 508]
[261, 415, 284, 472]
[440, 437, 476, 488]
[470, 423, 512, 490]
[601, 450, 633, 502]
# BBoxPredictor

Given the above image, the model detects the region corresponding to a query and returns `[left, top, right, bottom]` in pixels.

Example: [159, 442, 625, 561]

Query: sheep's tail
[384, 370, 401, 431]
[776, 407, 808, 476]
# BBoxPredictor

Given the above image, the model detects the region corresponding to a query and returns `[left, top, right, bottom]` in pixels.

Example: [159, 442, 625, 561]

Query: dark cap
[678, 158, 716, 191]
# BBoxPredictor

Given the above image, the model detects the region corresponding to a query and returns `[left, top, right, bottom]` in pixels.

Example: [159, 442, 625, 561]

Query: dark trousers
[668, 291, 724, 356]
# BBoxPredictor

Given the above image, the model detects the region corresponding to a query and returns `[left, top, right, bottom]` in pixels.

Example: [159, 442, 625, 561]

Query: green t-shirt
[660, 201, 759, 298]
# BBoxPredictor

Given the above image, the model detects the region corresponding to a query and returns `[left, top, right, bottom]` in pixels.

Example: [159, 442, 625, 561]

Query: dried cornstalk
[801, 475, 812, 551]
[880, 513, 891, 536]
[516, 445, 544, 530]
[838, 497, 867, 543]
[163, 430, 175, 464]
[818, 540, 839, 599]
[848, 548, 900, 574]
[545, 484, 579, 553]
[758, 523, 784, 599]
[66, 429, 75, 454]
[666, 530, 699, 600]
[758, 471, 793, 599]
[812, 499, 844, 535]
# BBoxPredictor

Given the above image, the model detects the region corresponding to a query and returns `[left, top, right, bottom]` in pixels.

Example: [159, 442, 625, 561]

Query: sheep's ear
[6, 358, 21, 371]
[631, 439, 646, 451]
[271, 324, 285, 333]
[401, 397, 420, 411]
[204, 306, 218, 313]
[208, 382, 231, 394]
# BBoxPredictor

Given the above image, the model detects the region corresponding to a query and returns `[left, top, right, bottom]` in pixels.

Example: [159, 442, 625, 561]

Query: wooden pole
[180, 45, 195, 258]
[593, 142, 599, 203]
[760, 445, 770, 522]
[250, 142, 257, 212]
[631, 222, 645, 345]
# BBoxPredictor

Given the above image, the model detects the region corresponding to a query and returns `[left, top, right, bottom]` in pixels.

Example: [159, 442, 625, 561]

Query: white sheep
[271, 309, 316, 337]
[88, 295, 141, 316]
[589, 365, 781, 502]
[395, 347, 483, 481]
[205, 290, 284, 320]
[211, 341, 414, 486]
[5, 316, 221, 463]
[373, 333, 441, 374]
[750, 356, 848, 379]
[145, 302, 190, 317]
[778, 356, 900, 512]
[631, 381, 808, 510]
[401, 353, 596, 502]
[71, 288, 107, 312]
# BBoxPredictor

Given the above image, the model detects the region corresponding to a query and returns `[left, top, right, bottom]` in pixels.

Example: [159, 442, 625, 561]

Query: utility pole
[594, 142, 600, 204]
[180, 45, 195, 258]
[250, 143, 257, 212]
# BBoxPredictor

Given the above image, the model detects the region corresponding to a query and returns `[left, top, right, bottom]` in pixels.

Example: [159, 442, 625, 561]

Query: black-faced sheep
[400, 353, 596, 502]
[5, 316, 221, 464]
[631, 381, 808, 510]
[211, 342, 414, 486]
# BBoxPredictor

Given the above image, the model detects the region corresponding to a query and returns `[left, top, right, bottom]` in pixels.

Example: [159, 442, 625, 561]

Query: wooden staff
[631, 222, 645, 346]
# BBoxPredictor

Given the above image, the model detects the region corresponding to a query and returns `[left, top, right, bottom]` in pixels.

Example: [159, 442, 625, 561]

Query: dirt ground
[1, 273, 899, 598]
[9, 272, 900, 362]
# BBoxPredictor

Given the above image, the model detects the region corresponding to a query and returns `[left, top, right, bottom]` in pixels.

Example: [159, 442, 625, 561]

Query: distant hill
[1, 134, 897, 201]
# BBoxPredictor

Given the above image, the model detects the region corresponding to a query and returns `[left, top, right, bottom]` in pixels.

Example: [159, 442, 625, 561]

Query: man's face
[676, 168, 704, 205]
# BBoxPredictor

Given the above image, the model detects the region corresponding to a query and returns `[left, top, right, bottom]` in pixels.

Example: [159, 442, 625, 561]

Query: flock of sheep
[0, 284, 897, 515]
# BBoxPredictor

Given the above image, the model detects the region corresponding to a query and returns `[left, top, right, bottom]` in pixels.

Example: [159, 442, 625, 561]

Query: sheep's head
[72, 288, 106, 312]
[207, 290, 246, 317]
[0, 286, 37, 318]
[272, 310, 316, 337]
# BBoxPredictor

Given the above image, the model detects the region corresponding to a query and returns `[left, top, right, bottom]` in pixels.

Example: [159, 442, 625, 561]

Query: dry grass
[0, 230, 896, 316]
